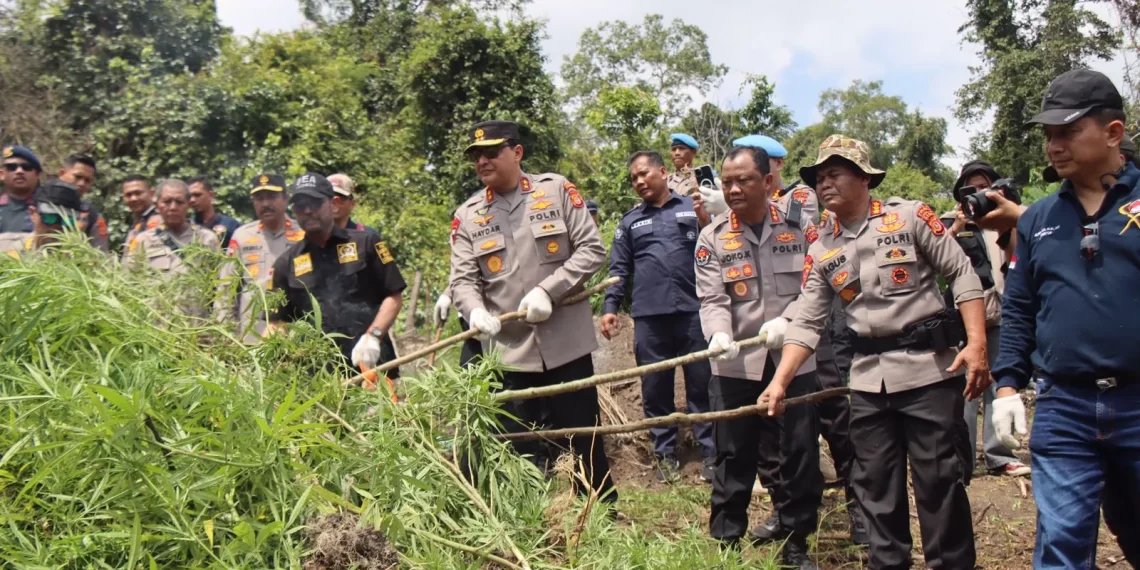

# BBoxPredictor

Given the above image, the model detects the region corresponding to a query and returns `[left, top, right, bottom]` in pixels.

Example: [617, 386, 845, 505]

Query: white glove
[433, 294, 452, 327]
[351, 333, 382, 369]
[759, 317, 788, 349]
[469, 307, 501, 340]
[518, 288, 553, 324]
[992, 393, 1028, 450]
[708, 332, 739, 361]
[698, 184, 728, 216]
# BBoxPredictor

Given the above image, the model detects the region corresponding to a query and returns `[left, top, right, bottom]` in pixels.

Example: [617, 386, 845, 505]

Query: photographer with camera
[988, 69, 1140, 569]
[944, 161, 1031, 480]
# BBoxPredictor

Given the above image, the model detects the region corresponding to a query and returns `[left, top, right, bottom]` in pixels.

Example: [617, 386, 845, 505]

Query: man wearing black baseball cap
[0, 180, 83, 255]
[268, 173, 406, 383]
[989, 69, 1140, 569]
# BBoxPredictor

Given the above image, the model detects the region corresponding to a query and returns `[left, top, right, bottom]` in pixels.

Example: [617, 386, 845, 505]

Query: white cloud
[216, 0, 305, 36]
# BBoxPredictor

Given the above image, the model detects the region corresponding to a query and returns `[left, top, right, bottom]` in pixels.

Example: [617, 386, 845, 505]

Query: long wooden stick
[494, 333, 769, 403]
[342, 277, 619, 388]
[425, 325, 444, 367]
[495, 387, 850, 442]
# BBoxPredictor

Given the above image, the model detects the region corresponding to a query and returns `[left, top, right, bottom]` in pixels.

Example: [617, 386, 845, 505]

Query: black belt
[1039, 371, 1140, 390]
[848, 310, 964, 356]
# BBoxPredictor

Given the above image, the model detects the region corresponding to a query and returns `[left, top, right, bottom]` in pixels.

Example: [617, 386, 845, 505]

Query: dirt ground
[586, 314, 1129, 569]
[395, 316, 1130, 569]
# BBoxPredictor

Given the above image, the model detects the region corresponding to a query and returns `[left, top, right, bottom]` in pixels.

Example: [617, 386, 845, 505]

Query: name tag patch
[676, 211, 697, 218]
[631, 219, 653, 230]
[294, 253, 313, 276]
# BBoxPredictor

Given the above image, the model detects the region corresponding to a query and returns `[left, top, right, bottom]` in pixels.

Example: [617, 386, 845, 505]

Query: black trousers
[634, 312, 714, 459]
[457, 316, 483, 369]
[1103, 463, 1140, 566]
[711, 364, 822, 542]
[849, 378, 975, 570]
[816, 354, 854, 487]
[500, 355, 616, 502]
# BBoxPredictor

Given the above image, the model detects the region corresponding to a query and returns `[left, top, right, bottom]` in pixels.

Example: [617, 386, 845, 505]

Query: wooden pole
[494, 334, 769, 403]
[495, 387, 850, 442]
[425, 326, 445, 367]
[342, 277, 619, 388]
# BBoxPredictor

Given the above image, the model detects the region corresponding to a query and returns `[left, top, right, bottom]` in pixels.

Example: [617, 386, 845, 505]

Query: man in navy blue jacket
[601, 150, 715, 483]
[988, 69, 1140, 569]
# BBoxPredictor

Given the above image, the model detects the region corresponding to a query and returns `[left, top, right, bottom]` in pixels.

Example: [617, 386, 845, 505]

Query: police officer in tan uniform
[694, 145, 823, 569]
[761, 135, 990, 570]
[220, 174, 304, 341]
[0, 180, 84, 257]
[123, 179, 220, 270]
[448, 120, 615, 502]
[733, 134, 821, 224]
[666, 133, 700, 197]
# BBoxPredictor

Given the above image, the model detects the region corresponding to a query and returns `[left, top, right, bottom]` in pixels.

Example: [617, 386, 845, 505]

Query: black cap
[1029, 69, 1124, 126]
[250, 173, 286, 194]
[35, 180, 82, 215]
[290, 172, 335, 201]
[953, 160, 1000, 192]
[465, 120, 520, 152]
[2, 144, 42, 171]
[585, 199, 598, 213]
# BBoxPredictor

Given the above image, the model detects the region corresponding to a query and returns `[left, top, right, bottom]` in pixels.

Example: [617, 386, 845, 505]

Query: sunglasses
[3, 162, 34, 173]
[466, 144, 510, 162]
[1080, 222, 1099, 260]
[291, 197, 326, 213]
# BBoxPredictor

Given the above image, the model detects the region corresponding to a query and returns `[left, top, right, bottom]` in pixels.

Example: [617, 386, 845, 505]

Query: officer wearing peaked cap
[733, 134, 865, 546]
[220, 174, 305, 341]
[448, 119, 616, 503]
[762, 135, 989, 570]
[695, 145, 823, 569]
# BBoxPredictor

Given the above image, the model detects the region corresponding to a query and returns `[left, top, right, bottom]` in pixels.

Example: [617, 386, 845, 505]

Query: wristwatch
[368, 327, 385, 339]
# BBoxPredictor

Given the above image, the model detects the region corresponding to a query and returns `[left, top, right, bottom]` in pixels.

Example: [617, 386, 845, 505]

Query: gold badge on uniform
[546, 240, 559, 254]
[246, 253, 260, 262]
[891, 267, 910, 285]
[531, 189, 547, 199]
[720, 231, 742, 241]
[245, 236, 262, 244]
[733, 281, 749, 297]
[486, 254, 503, 273]
[247, 264, 260, 278]
[839, 284, 859, 302]
[1119, 199, 1140, 234]
[474, 214, 494, 226]
[820, 247, 843, 262]
[723, 239, 743, 251]
[128, 238, 140, 253]
[375, 241, 394, 264]
[294, 253, 313, 276]
[742, 264, 754, 277]
[541, 223, 556, 232]
[337, 243, 359, 264]
[775, 232, 795, 243]
[877, 212, 905, 233]
[725, 267, 741, 279]
[832, 271, 849, 287]
[531, 200, 554, 210]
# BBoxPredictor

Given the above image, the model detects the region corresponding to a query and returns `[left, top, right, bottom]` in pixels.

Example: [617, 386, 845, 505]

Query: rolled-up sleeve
[993, 220, 1037, 391]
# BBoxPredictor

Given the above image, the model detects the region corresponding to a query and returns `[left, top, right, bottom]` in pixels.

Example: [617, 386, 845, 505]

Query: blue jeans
[1031, 376, 1140, 569]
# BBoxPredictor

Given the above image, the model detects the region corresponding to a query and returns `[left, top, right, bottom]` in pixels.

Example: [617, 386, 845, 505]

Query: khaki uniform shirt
[125, 206, 162, 245]
[449, 172, 605, 372]
[695, 204, 820, 381]
[122, 224, 220, 273]
[221, 218, 304, 340]
[0, 232, 34, 258]
[667, 167, 698, 197]
[784, 197, 983, 394]
[773, 183, 821, 225]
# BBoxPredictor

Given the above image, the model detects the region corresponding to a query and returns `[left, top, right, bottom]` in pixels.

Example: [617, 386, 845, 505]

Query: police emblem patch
[695, 246, 712, 266]
[891, 267, 910, 285]
[733, 281, 749, 297]
[375, 241, 394, 263]
[294, 253, 313, 276]
[486, 254, 503, 273]
[546, 240, 559, 254]
[337, 243, 359, 264]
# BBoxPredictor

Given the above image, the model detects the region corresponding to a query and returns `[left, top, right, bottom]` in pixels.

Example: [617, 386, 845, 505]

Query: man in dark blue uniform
[188, 177, 242, 247]
[988, 69, 1140, 569]
[0, 145, 42, 233]
[601, 150, 715, 482]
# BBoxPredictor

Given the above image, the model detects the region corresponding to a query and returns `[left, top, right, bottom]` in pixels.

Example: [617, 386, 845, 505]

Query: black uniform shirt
[270, 227, 406, 347]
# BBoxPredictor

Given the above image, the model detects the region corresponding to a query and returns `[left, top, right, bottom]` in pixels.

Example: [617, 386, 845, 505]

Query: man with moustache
[269, 173, 405, 376]
[222, 174, 305, 341]
[602, 150, 715, 483]
[694, 145, 823, 568]
[762, 135, 988, 570]
[448, 120, 615, 503]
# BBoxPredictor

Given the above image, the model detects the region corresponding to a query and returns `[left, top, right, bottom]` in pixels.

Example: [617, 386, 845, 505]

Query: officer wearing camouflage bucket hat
[760, 134, 990, 569]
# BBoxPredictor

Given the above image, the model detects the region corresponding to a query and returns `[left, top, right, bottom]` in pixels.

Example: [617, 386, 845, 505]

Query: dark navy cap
[290, 172, 335, 201]
[2, 145, 41, 172]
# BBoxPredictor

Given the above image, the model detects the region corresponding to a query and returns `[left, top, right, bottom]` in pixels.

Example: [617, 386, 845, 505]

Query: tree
[818, 80, 908, 169]
[874, 163, 954, 213]
[955, 0, 1117, 182]
[738, 74, 797, 141]
[560, 14, 727, 124]
[896, 111, 954, 188]
[679, 102, 737, 166]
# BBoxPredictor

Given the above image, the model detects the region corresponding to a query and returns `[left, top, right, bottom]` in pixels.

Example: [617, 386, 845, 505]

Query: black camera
[953, 178, 1022, 219]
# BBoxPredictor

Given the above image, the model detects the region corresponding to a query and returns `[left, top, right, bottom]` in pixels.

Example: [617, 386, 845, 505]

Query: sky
[216, 0, 1132, 170]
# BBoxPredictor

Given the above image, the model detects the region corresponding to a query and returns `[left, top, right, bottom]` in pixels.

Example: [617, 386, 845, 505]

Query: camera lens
[963, 193, 996, 219]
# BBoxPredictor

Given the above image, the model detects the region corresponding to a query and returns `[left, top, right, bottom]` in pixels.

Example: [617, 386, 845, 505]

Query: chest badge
[531, 189, 547, 199]
[733, 281, 749, 297]
[725, 267, 741, 279]
[884, 248, 909, 262]
[820, 247, 843, 262]
[686, 230, 696, 240]
[890, 267, 910, 285]
[1119, 199, 1140, 234]
[723, 239, 744, 251]
[742, 264, 754, 277]
[831, 271, 850, 287]
[775, 232, 796, 243]
[531, 200, 554, 210]
[294, 253, 313, 276]
[337, 243, 359, 264]
[285, 229, 304, 242]
[486, 254, 503, 274]
[474, 214, 495, 226]
[481, 240, 499, 251]
[546, 240, 560, 254]
[877, 212, 906, 233]
[720, 231, 742, 241]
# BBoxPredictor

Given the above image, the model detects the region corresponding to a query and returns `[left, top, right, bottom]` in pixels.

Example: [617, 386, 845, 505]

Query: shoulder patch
[450, 217, 461, 245]
[565, 181, 585, 209]
[695, 245, 712, 266]
[802, 255, 814, 288]
[375, 241, 394, 264]
[804, 225, 820, 244]
[916, 203, 946, 236]
[793, 188, 811, 204]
